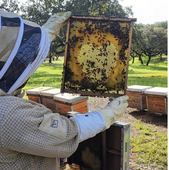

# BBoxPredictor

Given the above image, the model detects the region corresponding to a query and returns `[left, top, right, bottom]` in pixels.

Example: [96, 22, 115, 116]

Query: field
[23, 55, 168, 92]
[23, 55, 168, 169]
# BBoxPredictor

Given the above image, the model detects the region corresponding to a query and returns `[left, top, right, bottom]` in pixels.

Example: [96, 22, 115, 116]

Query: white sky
[119, 0, 168, 24]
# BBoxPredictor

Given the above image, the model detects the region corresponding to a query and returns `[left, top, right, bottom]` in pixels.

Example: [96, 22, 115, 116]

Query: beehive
[144, 87, 168, 114]
[40, 88, 61, 112]
[54, 93, 88, 116]
[126, 85, 152, 110]
[26, 87, 54, 103]
[61, 16, 136, 97]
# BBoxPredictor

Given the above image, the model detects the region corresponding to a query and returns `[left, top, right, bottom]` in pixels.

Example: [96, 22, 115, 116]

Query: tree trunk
[160, 54, 163, 61]
[138, 55, 143, 64]
[146, 56, 151, 66]
[49, 55, 52, 63]
[132, 56, 135, 64]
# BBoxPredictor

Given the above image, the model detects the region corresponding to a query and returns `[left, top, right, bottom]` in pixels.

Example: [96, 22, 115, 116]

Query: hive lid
[40, 88, 61, 97]
[127, 85, 152, 92]
[26, 87, 54, 95]
[144, 87, 168, 96]
[54, 93, 88, 103]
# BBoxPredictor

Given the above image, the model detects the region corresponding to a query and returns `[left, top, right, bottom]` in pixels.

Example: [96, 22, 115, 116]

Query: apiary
[53, 93, 88, 116]
[126, 85, 152, 110]
[40, 88, 61, 112]
[26, 87, 54, 103]
[61, 16, 136, 97]
[144, 87, 168, 114]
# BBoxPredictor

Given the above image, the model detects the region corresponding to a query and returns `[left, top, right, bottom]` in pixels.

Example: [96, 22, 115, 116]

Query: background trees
[0, 0, 167, 65]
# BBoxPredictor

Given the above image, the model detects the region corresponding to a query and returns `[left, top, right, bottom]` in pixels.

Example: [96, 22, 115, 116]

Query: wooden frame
[61, 16, 136, 97]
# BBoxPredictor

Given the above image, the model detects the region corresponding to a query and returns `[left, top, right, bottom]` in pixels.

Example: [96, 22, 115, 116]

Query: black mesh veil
[0, 11, 50, 94]
[0, 25, 41, 92]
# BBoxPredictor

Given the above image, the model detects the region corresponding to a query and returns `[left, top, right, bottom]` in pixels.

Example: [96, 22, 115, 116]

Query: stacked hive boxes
[144, 87, 168, 114]
[26, 87, 55, 103]
[126, 85, 168, 114]
[126, 85, 152, 110]
[26, 87, 88, 115]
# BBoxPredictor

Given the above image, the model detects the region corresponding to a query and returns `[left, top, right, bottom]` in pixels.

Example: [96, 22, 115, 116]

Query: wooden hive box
[126, 85, 152, 110]
[40, 88, 61, 113]
[53, 93, 88, 116]
[144, 87, 168, 114]
[67, 121, 130, 170]
[26, 87, 54, 103]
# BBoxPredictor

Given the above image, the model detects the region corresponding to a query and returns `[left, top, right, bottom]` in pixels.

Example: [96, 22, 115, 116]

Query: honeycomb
[63, 17, 131, 95]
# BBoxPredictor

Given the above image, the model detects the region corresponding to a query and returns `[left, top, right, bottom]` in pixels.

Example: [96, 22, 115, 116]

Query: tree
[131, 22, 168, 65]
[0, 0, 20, 13]
[131, 24, 144, 64]
[142, 25, 167, 65]
[1, 0, 133, 63]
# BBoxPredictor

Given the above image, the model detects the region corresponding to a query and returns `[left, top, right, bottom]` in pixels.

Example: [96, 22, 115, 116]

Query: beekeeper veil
[0, 10, 71, 95]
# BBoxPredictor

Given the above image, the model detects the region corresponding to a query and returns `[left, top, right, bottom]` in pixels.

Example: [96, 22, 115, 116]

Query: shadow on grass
[129, 64, 167, 71]
[129, 110, 167, 128]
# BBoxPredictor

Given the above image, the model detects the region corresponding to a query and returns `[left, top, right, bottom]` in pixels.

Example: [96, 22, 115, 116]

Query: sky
[119, 0, 168, 24]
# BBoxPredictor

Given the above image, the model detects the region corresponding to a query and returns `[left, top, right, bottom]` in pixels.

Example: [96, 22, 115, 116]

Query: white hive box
[144, 87, 168, 114]
[126, 85, 152, 110]
[54, 93, 88, 116]
[26, 87, 54, 103]
[40, 88, 61, 113]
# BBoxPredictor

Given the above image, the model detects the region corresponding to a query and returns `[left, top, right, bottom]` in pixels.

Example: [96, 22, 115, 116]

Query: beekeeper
[0, 10, 129, 170]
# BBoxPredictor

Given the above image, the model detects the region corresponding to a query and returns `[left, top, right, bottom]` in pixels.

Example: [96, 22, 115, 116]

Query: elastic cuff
[70, 112, 106, 142]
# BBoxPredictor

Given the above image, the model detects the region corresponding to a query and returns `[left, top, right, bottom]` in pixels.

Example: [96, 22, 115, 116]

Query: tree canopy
[131, 22, 167, 65]
[0, 0, 167, 65]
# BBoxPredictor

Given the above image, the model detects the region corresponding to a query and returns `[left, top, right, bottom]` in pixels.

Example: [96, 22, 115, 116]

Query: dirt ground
[87, 97, 167, 170]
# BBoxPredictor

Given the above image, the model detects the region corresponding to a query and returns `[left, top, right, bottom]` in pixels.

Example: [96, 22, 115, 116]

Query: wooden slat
[62, 89, 124, 98]
[61, 20, 71, 93]
[27, 95, 41, 103]
[71, 16, 137, 22]
[41, 97, 57, 113]
[72, 100, 88, 113]
[124, 21, 134, 94]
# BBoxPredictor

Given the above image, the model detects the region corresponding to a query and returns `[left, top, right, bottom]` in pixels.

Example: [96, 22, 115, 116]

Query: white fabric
[38, 113, 67, 139]
[42, 11, 71, 42]
[70, 112, 106, 142]
[0, 12, 24, 79]
[98, 95, 129, 129]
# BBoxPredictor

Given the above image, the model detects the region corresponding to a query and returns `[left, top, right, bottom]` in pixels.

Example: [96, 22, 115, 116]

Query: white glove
[71, 95, 128, 142]
[42, 11, 71, 42]
[97, 95, 129, 129]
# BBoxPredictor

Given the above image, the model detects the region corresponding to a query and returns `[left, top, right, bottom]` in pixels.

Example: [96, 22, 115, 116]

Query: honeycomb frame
[61, 16, 136, 97]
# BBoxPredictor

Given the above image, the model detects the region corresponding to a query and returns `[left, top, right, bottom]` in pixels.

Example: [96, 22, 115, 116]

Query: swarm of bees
[62, 16, 132, 96]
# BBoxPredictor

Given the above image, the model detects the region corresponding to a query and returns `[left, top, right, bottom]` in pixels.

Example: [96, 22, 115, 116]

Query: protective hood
[0, 10, 50, 94]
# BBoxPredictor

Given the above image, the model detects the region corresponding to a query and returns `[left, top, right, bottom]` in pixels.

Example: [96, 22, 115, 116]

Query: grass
[23, 55, 168, 92]
[130, 120, 167, 169]
[128, 55, 168, 87]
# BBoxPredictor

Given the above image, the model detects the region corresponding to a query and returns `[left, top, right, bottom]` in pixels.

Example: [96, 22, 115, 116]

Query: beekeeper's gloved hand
[97, 95, 129, 129]
[70, 95, 129, 142]
[42, 11, 71, 42]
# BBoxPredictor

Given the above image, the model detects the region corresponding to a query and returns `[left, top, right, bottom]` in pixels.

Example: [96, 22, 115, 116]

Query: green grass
[23, 55, 168, 92]
[128, 55, 168, 87]
[131, 121, 167, 169]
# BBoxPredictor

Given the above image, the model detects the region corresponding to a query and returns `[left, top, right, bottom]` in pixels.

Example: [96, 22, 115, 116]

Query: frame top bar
[70, 16, 137, 22]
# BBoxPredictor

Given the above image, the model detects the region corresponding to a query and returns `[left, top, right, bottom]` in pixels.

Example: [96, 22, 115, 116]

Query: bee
[78, 44, 82, 49]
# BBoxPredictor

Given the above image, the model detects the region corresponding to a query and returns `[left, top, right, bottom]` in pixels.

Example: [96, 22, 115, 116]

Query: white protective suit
[0, 10, 128, 170]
